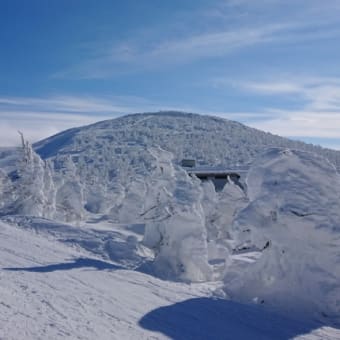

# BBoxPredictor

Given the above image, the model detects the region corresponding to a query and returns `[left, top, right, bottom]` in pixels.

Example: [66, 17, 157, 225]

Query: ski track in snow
[0, 220, 339, 340]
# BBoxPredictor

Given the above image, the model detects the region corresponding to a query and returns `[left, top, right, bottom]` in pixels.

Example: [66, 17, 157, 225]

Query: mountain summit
[34, 112, 340, 168]
[1, 112, 339, 222]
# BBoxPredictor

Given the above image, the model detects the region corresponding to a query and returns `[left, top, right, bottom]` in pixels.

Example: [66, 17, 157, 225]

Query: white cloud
[59, 24, 292, 78]
[1, 83, 339, 150]
[235, 81, 304, 95]
[0, 94, 240, 146]
[248, 110, 340, 139]
[0, 95, 151, 114]
[51, 0, 340, 80]
[0, 112, 112, 147]
[0, 93, 281, 147]
[224, 0, 340, 20]
[144, 24, 287, 61]
[224, 76, 340, 146]
[237, 76, 340, 112]
[59, 12, 340, 79]
[89, 27, 338, 78]
[0, 94, 161, 146]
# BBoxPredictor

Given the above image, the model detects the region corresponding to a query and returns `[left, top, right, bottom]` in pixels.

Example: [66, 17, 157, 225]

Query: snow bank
[225, 148, 340, 322]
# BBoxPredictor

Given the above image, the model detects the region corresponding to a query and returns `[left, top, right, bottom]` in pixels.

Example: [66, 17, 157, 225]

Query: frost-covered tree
[9, 133, 56, 217]
[225, 148, 340, 321]
[53, 155, 85, 222]
[201, 179, 247, 279]
[0, 169, 14, 213]
[43, 159, 56, 218]
[142, 147, 213, 282]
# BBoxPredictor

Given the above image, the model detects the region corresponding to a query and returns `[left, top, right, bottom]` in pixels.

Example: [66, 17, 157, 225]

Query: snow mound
[226, 148, 340, 322]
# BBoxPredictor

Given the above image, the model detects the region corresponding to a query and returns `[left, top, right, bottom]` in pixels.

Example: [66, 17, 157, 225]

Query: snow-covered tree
[225, 148, 340, 321]
[142, 147, 213, 282]
[0, 169, 14, 213]
[9, 133, 56, 217]
[53, 155, 85, 222]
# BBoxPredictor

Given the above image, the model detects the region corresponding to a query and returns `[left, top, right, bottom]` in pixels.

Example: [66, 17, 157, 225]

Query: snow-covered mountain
[20, 111, 339, 220]
[1, 112, 339, 219]
[34, 111, 340, 168]
[1, 112, 340, 339]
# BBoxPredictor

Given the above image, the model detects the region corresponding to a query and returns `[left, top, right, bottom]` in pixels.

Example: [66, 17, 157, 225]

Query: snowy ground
[1, 218, 339, 340]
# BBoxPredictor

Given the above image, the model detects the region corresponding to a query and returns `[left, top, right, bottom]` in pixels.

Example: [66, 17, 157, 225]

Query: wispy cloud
[249, 109, 340, 139]
[0, 94, 160, 146]
[58, 23, 294, 79]
[141, 24, 289, 61]
[0, 94, 238, 146]
[238, 76, 340, 112]
[55, 0, 340, 79]
[1, 90, 339, 150]
[224, 0, 340, 22]
[0, 95, 154, 114]
[0, 113, 108, 147]
[223, 76, 340, 144]
[0, 93, 279, 147]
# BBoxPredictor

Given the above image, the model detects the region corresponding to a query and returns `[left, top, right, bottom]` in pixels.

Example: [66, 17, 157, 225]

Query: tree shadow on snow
[3, 257, 122, 273]
[139, 297, 338, 340]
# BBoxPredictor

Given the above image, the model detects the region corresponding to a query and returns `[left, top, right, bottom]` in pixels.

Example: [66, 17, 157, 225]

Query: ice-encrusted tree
[201, 178, 247, 279]
[52, 154, 86, 222]
[225, 148, 340, 321]
[142, 147, 213, 282]
[10, 132, 56, 217]
[0, 169, 14, 213]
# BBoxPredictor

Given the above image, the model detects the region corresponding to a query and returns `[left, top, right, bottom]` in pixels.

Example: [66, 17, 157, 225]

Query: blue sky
[1, 0, 340, 149]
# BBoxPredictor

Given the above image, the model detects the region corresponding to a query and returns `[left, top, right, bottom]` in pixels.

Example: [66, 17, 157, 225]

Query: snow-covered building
[186, 167, 247, 191]
[181, 159, 196, 168]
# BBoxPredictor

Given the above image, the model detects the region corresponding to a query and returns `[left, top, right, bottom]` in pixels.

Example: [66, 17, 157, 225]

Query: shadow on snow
[3, 257, 122, 273]
[139, 297, 338, 340]
[3, 260, 340, 338]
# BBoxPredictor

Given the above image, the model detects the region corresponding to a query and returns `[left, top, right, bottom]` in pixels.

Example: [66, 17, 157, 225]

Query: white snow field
[1, 112, 340, 339]
[1, 218, 339, 340]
